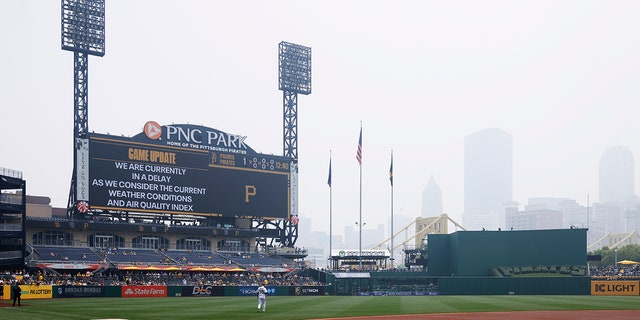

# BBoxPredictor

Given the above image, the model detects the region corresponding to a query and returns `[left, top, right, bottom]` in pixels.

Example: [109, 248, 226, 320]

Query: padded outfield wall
[426, 228, 587, 277]
[331, 272, 590, 296]
[438, 276, 590, 295]
[1, 285, 326, 300]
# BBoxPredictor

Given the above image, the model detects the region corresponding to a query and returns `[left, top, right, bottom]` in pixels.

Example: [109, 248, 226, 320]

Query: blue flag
[328, 158, 332, 187]
[389, 153, 393, 186]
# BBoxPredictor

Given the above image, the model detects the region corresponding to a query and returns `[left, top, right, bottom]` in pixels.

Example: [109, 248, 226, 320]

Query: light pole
[61, 0, 106, 219]
[278, 41, 311, 247]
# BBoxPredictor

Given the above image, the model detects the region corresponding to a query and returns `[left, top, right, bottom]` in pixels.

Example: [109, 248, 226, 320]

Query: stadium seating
[33, 245, 101, 262]
[220, 252, 290, 267]
[163, 250, 229, 265]
[99, 248, 166, 264]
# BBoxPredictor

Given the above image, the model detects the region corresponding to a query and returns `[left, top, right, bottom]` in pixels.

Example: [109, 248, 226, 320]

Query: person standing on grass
[257, 284, 267, 313]
[12, 281, 22, 307]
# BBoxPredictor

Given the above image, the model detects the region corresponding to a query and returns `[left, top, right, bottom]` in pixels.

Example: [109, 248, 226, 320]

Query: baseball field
[1, 295, 640, 320]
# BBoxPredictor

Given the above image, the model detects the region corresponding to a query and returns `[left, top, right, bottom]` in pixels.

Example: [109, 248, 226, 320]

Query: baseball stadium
[2, 1, 640, 319]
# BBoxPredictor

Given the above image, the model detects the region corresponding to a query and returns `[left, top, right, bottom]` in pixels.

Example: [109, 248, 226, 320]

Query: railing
[0, 167, 23, 179]
[0, 193, 23, 204]
[0, 223, 22, 231]
[0, 250, 22, 260]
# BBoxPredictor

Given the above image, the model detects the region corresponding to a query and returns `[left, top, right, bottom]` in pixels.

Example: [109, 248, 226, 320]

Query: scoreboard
[87, 123, 293, 219]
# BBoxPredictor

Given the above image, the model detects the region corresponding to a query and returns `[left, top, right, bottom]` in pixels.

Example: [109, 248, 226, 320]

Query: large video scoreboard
[86, 122, 294, 219]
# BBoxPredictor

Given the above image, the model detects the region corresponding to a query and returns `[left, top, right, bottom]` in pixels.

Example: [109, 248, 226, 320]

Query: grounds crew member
[12, 281, 22, 307]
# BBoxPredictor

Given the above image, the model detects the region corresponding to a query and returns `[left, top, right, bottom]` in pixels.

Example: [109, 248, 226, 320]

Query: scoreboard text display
[88, 123, 292, 219]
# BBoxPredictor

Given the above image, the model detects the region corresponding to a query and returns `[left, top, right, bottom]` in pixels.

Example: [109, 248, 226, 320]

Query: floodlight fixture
[61, 0, 105, 57]
[278, 41, 311, 95]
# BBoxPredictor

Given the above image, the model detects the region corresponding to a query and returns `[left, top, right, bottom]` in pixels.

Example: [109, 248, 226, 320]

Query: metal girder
[280, 90, 299, 248]
[283, 91, 298, 159]
[74, 51, 89, 138]
[68, 51, 89, 218]
[254, 219, 298, 248]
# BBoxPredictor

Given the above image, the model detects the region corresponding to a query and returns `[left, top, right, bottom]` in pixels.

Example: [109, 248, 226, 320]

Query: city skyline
[3, 1, 640, 241]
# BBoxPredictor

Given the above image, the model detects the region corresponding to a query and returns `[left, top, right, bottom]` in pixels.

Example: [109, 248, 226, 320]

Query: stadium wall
[1, 285, 326, 300]
[331, 272, 590, 295]
[438, 276, 591, 295]
[8, 280, 634, 298]
[427, 229, 587, 276]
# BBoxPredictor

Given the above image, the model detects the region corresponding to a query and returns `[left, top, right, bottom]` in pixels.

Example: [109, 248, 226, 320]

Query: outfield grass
[2, 295, 640, 320]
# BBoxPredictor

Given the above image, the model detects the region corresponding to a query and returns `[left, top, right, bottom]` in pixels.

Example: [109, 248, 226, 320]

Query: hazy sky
[2, 1, 640, 239]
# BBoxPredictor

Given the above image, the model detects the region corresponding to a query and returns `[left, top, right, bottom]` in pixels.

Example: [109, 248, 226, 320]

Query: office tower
[505, 203, 562, 230]
[463, 128, 512, 230]
[421, 174, 443, 217]
[599, 146, 635, 204]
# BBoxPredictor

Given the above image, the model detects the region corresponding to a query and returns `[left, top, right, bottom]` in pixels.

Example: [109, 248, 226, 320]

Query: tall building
[599, 146, 636, 205]
[592, 203, 625, 234]
[505, 203, 562, 231]
[528, 197, 588, 229]
[463, 128, 512, 230]
[421, 174, 443, 217]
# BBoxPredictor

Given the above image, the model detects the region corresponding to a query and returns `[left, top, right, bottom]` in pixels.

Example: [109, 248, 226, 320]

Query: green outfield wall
[427, 228, 587, 276]
[438, 276, 590, 295]
[331, 272, 590, 295]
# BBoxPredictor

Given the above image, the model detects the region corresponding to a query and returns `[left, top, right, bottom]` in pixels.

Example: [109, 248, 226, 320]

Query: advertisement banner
[591, 280, 640, 296]
[358, 291, 439, 296]
[1, 285, 7, 300]
[76, 137, 90, 201]
[18, 285, 53, 299]
[55, 286, 105, 298]
[121, 285, 168, 298]
[238, 286, 276, 296]
[290, 286, 325, 296]
[182, 285, 225, 297]
[290, 162, 298, 217]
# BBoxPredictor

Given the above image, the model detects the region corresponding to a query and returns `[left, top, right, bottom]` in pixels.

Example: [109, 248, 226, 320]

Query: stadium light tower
[279, 41, 312, 158]
[61, 0, 105, 219]
[278, 41, 311, 247]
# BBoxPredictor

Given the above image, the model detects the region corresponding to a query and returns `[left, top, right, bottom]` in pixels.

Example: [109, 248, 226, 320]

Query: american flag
[356, 127, 362, 165]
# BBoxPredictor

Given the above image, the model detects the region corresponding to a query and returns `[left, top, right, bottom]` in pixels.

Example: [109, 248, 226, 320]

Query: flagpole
[359, 146, 363, 270]
[328, 151, 333, 270]
[390, 150, 394, 269]
[357, 123, 363, 270]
